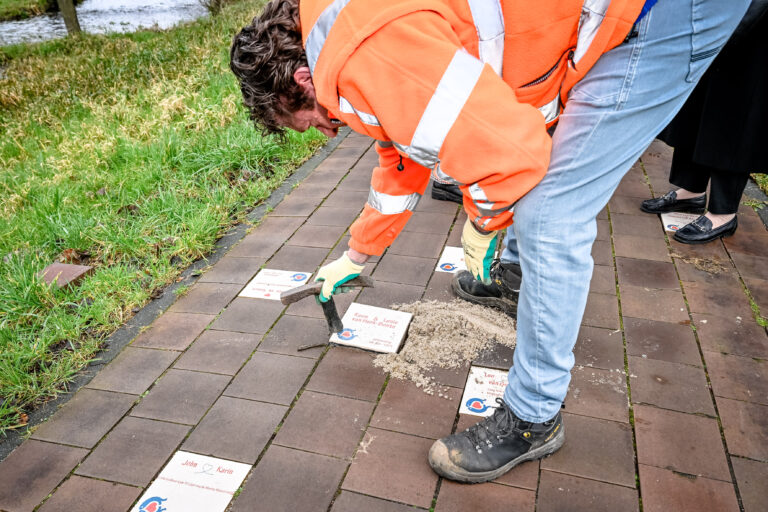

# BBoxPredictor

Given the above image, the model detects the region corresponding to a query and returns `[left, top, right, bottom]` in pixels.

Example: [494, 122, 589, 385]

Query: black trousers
[669, 145, 749, 214]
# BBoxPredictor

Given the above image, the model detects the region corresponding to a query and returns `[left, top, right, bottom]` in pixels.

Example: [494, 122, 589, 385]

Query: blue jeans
[501, 0, 750, 423]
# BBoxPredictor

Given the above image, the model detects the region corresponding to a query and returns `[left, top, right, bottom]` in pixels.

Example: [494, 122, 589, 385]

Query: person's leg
[504, 0, 750, 423]
[669, 145, 710, 198]
[707, 169, 749, 216]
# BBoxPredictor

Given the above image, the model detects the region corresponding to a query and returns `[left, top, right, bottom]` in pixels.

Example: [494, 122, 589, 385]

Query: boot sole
[429, 424, 565, 484]
[639, 204, 705, 214]
[431, 188, 463, 204]
[451, 278, 518, 316]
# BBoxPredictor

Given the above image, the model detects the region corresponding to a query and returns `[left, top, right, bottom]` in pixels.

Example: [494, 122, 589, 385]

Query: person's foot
[640, 189, 706, 214]
[428, 399, 564, 483]
[452, 260, 521, 315]
[673, 214, 738, 244]
[431, 181, 463, 204]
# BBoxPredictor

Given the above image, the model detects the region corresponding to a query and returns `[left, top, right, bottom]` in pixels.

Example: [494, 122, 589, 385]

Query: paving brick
[209, 297, 284, 334]
[582, 292, 620, 329]
[131, 368, 229, 424]
[613, 234, 671, 262]
[624, 317, 702, 366]
[371, 379, 461, 439]
[619, 285, 689, 323]
[590, 264, 616, 294]
[226, 216, 303, 258]
[731, 457, 768, 512]
[683, 280, 755, 319]
[183, 396, 286, 464]
[597, 206, 609, 220]
[454, 414, 541, 490]
[596, 219, 611, 241]
[270, 193, 323, 217]
[611, 213, 660, 237]
[322, 187, 369, 208]
[306, 206, 362, 227]
[258, 314, 329, 358]
[274, 391, 374, 458]
[37, 475, 142, 512]
[86, 347, 178, 395]
[422, 272, 456, 302]
[75, 416, 189, 486]
[296, 175, 344, 197]
[692, 313, 768, 358]
[174, 329, 259, 375]
[537, 471, 639, 512]
[633, 405, 730, 481]
[307, 347, 386, 401]
[574, 326, 626, 371]
[566, 366, 628, 422]
[335, 171, 373, 191]
[541, 413, 635, 487]
[724, 227, 768, 257]
[446, 221, 464, 246]
[225, 351, 316, 405]
[717, 397, 768, 461]
[426, 362, 470, 389]
[746, 277, 768, 312]
[435, 480, 535, 512]
[31, 389, 135, 448]
[284, 288, 356, 319]
[0, 440, 88, 512]
[266, 245, 329, 271]
[356, 280, 424, 308]
[417, 187, 462, 214]
[403, 212, 456, 235]
[616, 257, 679, 289]
[608, 195, 646, 216]
[388, 231, 448, 259]
[705, 351, 768, 405]
[638, 464, 739, 512]
[168, 282, 242, 314]
[614, 173, 652, 198]
[39, 262, 93, 287]
[730, 252, 768, 281]
[669, 236, 729, 261]
[373, 254, 437, 287]
[198, 256, 265, 284]
[674, 255, 737, 285]
[132, 312, 214, 350]
[628, 356, 714, 415]
[343, 428, 438, 508]
[591, 240, 613, 266]
[286, 223, 347, 248]
[231, 445, 348, 512]
[331, 491, 419, 512]
[473, 341, 515, 370]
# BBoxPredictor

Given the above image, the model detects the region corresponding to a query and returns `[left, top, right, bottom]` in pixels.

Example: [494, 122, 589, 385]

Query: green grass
[752, 174, 768, 200]
[0, 1, 325, 432]
[0, 0, 55, 21]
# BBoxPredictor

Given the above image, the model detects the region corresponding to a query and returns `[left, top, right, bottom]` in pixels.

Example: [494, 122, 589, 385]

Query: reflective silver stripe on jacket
[396, 49, 484, 169]
[340, 96, 381, 126]
[469, 182, 514, 220]
[538, 93, 561, 123]
[367, 189, 421, 215]
[573, 0, 611, 64]
[432, 164, 463, 185]
[467, 0, 505, 76]
[305, 0, 351, 74]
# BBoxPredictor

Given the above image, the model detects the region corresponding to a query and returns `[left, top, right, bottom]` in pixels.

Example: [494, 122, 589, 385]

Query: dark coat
[658, 0, 768, 174]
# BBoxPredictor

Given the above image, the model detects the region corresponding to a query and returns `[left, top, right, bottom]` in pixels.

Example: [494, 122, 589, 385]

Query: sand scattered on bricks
[373, 300, 516, 395]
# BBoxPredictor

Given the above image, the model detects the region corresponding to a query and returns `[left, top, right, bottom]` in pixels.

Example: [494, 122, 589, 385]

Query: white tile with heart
[459, 366, 509, 417]
[330, 302, 412, 353]
[239, 268, 311, 300]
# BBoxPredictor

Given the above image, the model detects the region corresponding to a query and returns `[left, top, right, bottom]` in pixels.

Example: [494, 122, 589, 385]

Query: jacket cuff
[348, 237, 388, 257]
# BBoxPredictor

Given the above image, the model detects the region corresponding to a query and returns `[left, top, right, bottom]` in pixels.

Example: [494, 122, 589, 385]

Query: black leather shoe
[640, 190, 706, 214]
[452, 260, 521, 315]
[431, 181, 463, 204]
[673, 215, 738, 244]
[428, 399, 564, 483]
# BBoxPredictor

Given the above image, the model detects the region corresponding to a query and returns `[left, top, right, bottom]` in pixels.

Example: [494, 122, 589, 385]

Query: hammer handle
[279, 276, 374, 305]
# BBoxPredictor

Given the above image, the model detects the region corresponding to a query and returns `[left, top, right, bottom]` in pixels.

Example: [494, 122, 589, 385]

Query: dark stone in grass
[39, 263, 93, 288]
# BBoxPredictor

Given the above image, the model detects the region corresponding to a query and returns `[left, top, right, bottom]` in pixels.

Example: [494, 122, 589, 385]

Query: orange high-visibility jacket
[300, 0, 646, 256]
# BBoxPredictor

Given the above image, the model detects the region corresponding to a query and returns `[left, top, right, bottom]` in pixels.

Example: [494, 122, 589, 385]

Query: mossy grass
[0, 0, 325, 432]
[0, 0, 55, 21]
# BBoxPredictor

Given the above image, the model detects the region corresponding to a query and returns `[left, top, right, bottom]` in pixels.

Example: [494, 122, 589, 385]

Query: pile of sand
[373, 300, 516, 394]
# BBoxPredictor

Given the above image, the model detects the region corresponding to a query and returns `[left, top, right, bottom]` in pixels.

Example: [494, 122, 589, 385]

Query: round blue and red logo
[440, 263, 457, 271]
[291, 273, 308, 281]
[337, 328, 357, 340]
[139, 497, 167, 512]
[465, 397, 491, 414]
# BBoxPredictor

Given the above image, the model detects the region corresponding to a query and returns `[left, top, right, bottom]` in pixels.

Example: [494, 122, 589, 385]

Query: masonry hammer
[280, 276, 375, 338]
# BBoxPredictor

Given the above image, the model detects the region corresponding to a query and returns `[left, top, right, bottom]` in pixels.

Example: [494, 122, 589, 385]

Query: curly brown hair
[230, 0, 313, 136]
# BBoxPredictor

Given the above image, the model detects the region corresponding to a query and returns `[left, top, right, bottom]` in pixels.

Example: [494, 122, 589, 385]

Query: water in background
[0, 0, 208, 46]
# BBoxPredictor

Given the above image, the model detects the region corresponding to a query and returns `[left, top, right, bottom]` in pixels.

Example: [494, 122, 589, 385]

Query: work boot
[452, 260, 521, 315]
[429, 399, 564, 483]
[431, 181, 463, 204]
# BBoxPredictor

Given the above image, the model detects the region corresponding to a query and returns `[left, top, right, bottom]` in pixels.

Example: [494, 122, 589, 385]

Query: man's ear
[293, 66, 313, 88]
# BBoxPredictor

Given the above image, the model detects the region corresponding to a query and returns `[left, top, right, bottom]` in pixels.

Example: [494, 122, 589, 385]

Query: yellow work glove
[461, 218, 498, 284]
[314, 252, 365, 303]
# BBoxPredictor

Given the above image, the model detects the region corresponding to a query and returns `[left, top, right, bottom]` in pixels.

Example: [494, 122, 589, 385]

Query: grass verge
[0, 0, 325, 433]
[0, 0, 55, 21]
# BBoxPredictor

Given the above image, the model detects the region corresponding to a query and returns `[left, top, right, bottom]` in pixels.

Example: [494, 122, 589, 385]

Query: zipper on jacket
[520, 49, 571, 88]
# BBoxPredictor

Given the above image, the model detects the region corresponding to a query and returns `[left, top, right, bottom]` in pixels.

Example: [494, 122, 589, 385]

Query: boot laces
[466, 399, 527, 452]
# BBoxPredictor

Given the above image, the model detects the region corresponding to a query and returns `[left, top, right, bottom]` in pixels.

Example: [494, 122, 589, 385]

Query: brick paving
[1, 133, 767, 511]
